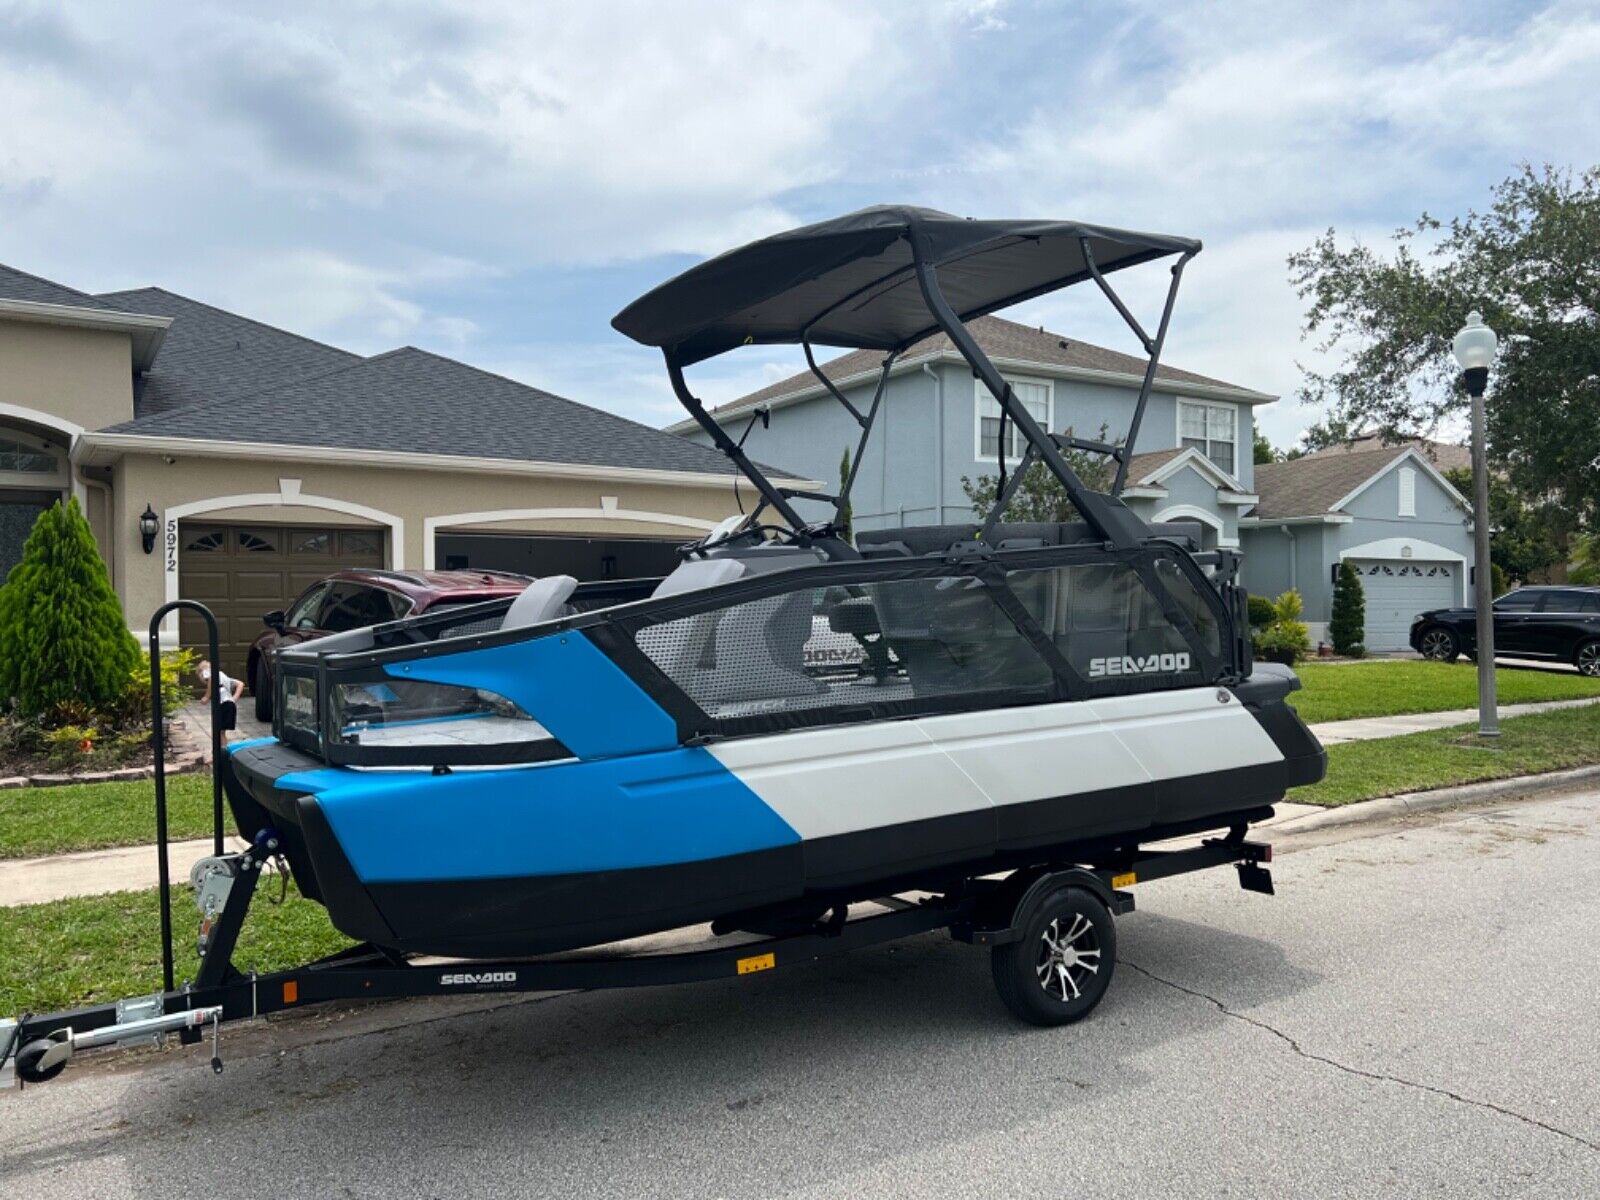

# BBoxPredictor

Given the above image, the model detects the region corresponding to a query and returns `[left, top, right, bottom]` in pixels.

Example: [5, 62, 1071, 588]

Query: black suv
[1410, 586, 1600, 676]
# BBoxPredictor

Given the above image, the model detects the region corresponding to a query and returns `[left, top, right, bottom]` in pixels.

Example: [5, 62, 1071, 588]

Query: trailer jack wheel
[15, 1036, 68, 1085]
[991, 886, 1116, 1027]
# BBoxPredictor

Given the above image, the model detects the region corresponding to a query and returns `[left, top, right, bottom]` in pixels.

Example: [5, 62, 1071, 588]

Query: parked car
[1410, 585, 1600, 676]
[248, 568, 532, 720]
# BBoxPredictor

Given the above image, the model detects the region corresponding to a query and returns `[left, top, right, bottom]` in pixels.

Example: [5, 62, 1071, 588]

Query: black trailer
[3, 775, 1273, 1085]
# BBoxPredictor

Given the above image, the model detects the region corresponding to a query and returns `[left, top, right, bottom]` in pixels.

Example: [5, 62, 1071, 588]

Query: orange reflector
[283, 980, 299, 1004]
[737, 952, 776, 976]
[1111, 871, 1137, 889]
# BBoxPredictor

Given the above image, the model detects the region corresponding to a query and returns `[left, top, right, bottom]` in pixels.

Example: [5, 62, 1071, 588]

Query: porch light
[139, 504, 160, 554]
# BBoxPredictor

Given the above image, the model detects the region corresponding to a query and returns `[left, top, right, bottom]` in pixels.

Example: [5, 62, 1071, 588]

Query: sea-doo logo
[439, 971, 518, 987]
[1088, 652, 1191, 678]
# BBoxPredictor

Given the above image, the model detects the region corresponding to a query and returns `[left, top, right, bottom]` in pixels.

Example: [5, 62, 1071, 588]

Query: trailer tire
[15, 1038, 66, 1084]
[991, 886, 1116, 1027]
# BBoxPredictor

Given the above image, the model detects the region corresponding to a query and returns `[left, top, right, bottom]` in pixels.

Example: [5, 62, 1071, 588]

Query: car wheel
[252, 657, 273, 722]
[1419, 626, 1460, 663]
[1576, 639, 1600, 678]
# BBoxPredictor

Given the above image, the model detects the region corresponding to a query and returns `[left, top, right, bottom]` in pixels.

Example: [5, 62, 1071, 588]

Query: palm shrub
[0, 498, 140, 718]
[1329, 562, 1366, 656]
[1254, 589, 1312, 665]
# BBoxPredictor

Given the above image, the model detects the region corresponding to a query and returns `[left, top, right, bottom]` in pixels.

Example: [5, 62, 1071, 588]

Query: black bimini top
[612, 205, 1200, 366]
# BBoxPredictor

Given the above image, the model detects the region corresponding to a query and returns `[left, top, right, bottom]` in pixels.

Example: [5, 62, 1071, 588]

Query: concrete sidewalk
[1308, 694, 1600, 744]
[1, 836, 249, 907]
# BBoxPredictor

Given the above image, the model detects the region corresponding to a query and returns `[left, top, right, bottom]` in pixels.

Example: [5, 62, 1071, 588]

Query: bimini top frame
[612, 205, 1199, 550]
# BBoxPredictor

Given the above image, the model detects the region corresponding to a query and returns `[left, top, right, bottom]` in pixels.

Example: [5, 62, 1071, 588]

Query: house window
[1398, 467, 1417, 517]
[976, 378, 1051, 462]
[0, 436, 60, 474]
[1177, 400, 1236, 475]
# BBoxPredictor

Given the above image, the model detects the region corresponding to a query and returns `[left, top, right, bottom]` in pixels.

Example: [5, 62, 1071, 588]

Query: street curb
[1273, 763, 1600, 834]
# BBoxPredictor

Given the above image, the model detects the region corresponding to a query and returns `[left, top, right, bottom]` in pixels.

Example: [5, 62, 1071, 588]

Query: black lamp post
[139, 504, 160, 555]
[1452, 311, 1499, 738]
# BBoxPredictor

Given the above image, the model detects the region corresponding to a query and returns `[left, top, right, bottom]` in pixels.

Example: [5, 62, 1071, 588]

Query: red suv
[248, 568, 531, 720]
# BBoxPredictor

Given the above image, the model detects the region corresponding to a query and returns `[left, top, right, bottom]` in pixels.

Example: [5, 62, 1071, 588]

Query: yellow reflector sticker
[1111, 872, 1137, 889]
[737, 952, 776, 976]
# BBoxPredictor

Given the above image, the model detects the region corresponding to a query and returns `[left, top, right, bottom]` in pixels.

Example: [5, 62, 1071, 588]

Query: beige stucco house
[0, 263, 763, 675]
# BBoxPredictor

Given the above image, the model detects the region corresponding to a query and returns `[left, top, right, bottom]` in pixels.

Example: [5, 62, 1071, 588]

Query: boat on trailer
[4, 207, 1324, 1085]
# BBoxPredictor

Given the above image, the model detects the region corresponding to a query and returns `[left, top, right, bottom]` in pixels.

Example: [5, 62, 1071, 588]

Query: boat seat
[640, 544, 828, 711]
[502, 575, 579, 630]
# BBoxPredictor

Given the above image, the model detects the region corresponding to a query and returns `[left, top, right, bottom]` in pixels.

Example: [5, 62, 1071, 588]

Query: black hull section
[222, 697, 1325, 959]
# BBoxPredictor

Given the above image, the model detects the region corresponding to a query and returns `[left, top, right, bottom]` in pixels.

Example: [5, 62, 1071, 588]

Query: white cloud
[3, 0, 1598, 449]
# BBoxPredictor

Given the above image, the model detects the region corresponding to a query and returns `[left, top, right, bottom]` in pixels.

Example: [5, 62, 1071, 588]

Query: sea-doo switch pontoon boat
[4, 208, 1324, 1085]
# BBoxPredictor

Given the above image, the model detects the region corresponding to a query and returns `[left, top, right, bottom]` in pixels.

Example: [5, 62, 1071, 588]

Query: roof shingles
[104, 345, 749, 477]
[708, 314, 1266, 419]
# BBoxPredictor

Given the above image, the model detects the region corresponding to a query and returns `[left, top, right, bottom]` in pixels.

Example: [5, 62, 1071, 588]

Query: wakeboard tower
[5, 207, 1324, 1086]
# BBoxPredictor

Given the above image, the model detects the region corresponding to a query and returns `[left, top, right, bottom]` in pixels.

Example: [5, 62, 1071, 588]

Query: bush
[1329, 562, 1366, 655]
[1490, 561, 1508, 597]
[1253, 589, 1312, 665]
[0, 499, 139, 718]
[1247, 594, 1277, 630]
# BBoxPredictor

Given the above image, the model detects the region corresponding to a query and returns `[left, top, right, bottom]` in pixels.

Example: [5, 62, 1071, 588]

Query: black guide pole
[148, 600, 223, 994]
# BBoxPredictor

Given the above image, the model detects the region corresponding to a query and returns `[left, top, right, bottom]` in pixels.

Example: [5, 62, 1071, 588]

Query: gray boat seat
[641, 543, 828, 710]
[502, 574, 579, 630]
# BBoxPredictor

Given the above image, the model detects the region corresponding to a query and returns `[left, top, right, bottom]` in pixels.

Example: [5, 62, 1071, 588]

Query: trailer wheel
[14, 1038, 66, 1084]
[991, 886, 1116, 1026]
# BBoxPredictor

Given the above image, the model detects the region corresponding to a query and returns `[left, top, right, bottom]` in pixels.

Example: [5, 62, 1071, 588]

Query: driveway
[4, 788, 1598, 1197]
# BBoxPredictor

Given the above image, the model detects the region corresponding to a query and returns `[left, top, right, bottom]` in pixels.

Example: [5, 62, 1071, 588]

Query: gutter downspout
[922, 363, 942, 525]
[1280, 524, 1297, 593]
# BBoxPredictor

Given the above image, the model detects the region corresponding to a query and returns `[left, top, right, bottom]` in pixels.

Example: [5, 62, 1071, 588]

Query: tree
[1252, 429, 1278, 465]
[1289, 164, 1600, 533]
[0, 499, 139, 719]
[1571, 533, 1600, 586]
[1441, 466, 1564, 584]
[837, 446, 854, 543]
[961, 425, 1116, 522]
[1329, 562, 1366, 656]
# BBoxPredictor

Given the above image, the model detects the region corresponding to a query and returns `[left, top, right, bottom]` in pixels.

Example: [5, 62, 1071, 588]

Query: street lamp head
[1452, 310, 1498, 372]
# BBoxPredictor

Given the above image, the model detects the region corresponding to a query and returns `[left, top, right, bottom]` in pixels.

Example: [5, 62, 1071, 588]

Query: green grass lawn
[1290, 659, 1600, 724]
[0, 881, 352, 1015]
[0, 774, 217, 859]
[1295, 703, 1600, 807]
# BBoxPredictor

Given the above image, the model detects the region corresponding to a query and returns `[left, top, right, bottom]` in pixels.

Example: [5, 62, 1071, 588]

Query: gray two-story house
[669, 315, 1270, 550]
[670, 316, 1479, 652]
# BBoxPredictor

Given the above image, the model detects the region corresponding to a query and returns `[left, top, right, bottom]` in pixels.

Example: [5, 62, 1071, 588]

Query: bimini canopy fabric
[612, 206, 1199, 366]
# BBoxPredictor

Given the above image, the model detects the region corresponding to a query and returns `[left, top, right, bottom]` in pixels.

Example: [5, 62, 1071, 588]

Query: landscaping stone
[0, 776, 27, 789]
[27, 773, 75, 787]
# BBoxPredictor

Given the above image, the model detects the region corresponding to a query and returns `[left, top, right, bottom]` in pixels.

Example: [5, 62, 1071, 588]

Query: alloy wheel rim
[1035, 912, 1100, 1002]
[1580, 644, 1600, 676]
[1422, 630, 1453, 659]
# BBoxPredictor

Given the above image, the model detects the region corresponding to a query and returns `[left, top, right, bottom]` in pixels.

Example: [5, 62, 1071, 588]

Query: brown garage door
[177, 523, 387, 678]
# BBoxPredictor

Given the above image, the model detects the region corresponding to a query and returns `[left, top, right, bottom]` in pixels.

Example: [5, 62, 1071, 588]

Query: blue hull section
[275, 751, 801, 884]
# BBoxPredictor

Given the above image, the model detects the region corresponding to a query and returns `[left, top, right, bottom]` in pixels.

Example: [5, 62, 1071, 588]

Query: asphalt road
[4, 788, 1599, 1198]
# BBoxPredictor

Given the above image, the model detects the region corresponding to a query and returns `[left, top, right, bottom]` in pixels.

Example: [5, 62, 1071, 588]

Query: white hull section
[708, 688, 1284, 841]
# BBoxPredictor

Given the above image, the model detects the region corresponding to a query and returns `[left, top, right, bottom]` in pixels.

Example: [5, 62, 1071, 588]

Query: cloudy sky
[4, 0, 1598, 447]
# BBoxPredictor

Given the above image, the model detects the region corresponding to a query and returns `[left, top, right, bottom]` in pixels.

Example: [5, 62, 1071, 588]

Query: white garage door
[1348, 559, 1458, 651]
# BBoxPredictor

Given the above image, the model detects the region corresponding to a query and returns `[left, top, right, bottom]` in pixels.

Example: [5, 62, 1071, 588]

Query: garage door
[434, 531, 683, 581]
[177, 523, 386, 677]
[1348, 559, 1458, 651]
